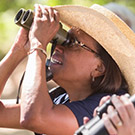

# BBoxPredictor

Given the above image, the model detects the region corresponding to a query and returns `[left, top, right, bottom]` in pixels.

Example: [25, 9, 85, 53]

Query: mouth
[51, 57, 63, 65]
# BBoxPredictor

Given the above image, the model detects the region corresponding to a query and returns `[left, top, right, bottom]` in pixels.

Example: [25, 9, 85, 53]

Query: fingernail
[124, 93, 130, 98]
[102, 113, 107, 118]
[112, 94, 117, 97]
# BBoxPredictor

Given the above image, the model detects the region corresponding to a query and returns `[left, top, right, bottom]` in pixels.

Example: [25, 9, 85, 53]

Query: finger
[42, 9, 49, 21]
[54, 9, 60, 22]
[34, 4, 42, 18]
[102, 113, 117, 135]
[83, 116, 90, 124]
[93, 96, 111, 117]
[19, 27, 29, 35]
[99, 96, 111, 106]
[120, 95, 135, 120]
[40, 5, 49, 20]
[93, 107, 99, 117]
[48, 7, 55, 22]
[107, 105, 123, 129]
[16, 27, 28, 41]
[43, 9, 49, 16]
[111, 95, 129, 122]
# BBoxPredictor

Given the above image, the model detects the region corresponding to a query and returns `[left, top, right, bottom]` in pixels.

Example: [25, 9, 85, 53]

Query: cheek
[66, 55, 92, 78]
[77, 55, 100, 75]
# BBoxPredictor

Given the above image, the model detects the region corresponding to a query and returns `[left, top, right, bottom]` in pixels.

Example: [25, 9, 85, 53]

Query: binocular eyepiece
[14, 8, 33, 29]
[14, 8, 68, 45]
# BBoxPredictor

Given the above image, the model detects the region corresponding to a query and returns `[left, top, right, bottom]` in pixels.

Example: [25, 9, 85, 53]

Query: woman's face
[50, 28, 103, 85]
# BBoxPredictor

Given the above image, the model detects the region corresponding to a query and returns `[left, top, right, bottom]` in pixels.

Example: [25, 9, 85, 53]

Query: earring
[92, 76, 95, 82]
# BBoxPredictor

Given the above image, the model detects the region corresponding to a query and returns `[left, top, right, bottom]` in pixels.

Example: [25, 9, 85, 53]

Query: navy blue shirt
[65, 90, 127, 126]
[35, 88, 127, 135]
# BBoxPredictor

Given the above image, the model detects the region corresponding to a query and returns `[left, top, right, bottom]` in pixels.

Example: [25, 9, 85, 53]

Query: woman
[0, 4, 135, 135]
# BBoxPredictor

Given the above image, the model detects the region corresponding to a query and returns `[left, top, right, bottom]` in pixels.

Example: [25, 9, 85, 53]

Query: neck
[59, 81, 92, 102]
[68, 89, 91, 102]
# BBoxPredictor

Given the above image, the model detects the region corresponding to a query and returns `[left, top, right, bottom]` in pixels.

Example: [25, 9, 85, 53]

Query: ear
[97, 63, 105, 74]
[92, 63, 105, 78]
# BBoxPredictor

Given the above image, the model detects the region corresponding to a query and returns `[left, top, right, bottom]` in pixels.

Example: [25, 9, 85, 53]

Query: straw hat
[54, 4, 135, 95]
[104, 2, 135, 32]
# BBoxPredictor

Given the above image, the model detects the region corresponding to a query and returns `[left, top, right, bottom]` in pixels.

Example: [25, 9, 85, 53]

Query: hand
[93, 95, 111, 117]
[29, 4, 60, 50]
[102, 95, 135, 135]
[11, 27, 29, 57]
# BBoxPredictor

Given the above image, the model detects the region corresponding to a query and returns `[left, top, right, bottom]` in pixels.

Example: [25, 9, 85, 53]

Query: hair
[91, 42, 129, 94]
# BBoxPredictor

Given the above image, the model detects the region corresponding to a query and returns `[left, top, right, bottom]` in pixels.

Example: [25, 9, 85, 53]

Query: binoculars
[74, 94, 135, 135]
[14, 8, 69, 82]
[14, 8, 68, 45]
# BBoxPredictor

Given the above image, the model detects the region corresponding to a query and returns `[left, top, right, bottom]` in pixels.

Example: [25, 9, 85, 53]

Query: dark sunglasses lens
[62, 34, 75, 47]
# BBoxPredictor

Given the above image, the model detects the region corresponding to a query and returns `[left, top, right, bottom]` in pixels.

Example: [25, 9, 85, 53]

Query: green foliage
[0, 0, 135, 59]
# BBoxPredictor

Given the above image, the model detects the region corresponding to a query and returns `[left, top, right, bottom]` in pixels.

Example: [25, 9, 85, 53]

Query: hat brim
[54, 4, 135, 95]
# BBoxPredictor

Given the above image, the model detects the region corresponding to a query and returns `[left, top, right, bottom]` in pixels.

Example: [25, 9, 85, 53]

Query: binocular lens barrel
[14, 8, 68, 45]
[21, 9, 34, 29]
[15, 9, 34, 30]
[14, 8, 26, 28]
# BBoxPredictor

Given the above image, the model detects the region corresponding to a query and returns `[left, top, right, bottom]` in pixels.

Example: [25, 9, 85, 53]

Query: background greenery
[0, 0, 135, 59]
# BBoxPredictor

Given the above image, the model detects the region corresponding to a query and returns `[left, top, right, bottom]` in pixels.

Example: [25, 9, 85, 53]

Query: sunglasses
[62, 33, 99, 56]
